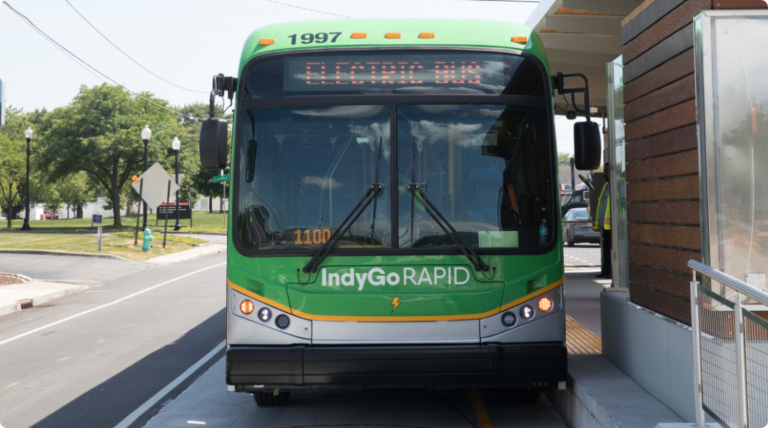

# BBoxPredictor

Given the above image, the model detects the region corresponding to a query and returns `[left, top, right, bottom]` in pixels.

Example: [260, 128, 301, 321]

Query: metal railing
[689, 259, 768, 428]
[562, 220, 601, 267]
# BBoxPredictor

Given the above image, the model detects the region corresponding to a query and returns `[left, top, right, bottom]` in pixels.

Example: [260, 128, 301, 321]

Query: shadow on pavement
[30, 308, 226, 428]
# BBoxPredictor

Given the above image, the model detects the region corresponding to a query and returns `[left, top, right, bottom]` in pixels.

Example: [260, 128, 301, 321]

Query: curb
[0, 284, 89, 317]
[0, 249, 126, 260]
[0, 272, 33, 283]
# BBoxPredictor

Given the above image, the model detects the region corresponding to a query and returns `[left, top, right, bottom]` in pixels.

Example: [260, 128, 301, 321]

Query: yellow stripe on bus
[227, 276, 563, 322]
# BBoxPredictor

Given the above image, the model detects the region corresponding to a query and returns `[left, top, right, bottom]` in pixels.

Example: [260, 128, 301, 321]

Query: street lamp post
[141, 125, 152, 229]
[171, 136, 181, 231]
[21, 127, 33, 230]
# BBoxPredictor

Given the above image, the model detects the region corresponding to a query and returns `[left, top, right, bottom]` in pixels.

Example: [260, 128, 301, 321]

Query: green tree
[558, 152, 572, 163]
[0, 106, 31, 227]
[55, 172, 95, 218]
[179, 173, 200, 207]
[36, 84, 185, 226]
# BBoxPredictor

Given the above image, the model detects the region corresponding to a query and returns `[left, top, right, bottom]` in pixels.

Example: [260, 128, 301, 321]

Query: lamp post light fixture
[21, 127, 33, 230]
[141, 125, 152, 229]
[171, 136, 182, 231]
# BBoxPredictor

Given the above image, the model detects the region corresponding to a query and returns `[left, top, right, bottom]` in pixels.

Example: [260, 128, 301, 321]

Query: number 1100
[295, 228, 332, 245]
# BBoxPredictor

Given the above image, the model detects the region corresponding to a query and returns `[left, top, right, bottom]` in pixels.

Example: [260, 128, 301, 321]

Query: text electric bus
[199, 18, 600, 406]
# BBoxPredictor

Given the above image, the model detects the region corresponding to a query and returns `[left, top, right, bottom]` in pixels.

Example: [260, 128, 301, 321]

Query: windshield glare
[237, 105, 392, 250]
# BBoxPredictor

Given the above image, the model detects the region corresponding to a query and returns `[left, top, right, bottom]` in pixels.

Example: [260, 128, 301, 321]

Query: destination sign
[283, 53, 507, 93]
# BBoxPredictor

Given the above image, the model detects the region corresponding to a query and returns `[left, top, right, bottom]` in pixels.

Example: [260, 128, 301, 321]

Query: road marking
[57, 357, 70, 361]
[0, 262, 225, 348]
[114, 340, 225, 428]
[97, 339, 105, 343]
[187, 422, 207, 425]
[467, 388, 494, 428]
[6, 382, 20, 388]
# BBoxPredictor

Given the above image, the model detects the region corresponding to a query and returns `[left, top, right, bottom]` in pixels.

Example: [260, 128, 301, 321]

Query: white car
[563, 208, 599, 246]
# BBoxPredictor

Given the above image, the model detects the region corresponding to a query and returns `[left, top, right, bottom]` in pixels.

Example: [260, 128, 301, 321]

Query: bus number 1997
[289, 32, 342, 45]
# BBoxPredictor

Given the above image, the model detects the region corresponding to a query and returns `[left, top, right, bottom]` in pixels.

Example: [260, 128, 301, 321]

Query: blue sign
[92, 214, 102, 224]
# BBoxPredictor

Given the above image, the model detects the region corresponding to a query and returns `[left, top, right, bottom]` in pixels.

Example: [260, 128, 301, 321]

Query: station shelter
[527, 1, 768, 426]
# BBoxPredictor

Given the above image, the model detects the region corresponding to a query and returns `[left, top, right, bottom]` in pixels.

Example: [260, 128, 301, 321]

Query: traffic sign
[131, 163, 180, 208]
[212, 174, 230, 183]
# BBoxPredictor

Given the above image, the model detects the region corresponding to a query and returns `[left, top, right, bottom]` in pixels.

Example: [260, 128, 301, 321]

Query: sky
[0, 0, 585, 154]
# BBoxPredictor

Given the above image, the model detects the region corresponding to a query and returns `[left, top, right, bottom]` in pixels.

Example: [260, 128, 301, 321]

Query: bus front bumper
[226, 343, 567, 389]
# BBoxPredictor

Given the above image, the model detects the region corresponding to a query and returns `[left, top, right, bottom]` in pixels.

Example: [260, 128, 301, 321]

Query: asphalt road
[0, 253, 227, 428]
[0, 253, 148, 284]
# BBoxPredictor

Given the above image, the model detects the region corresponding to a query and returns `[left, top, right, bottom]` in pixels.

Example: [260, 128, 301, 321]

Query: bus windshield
[235, 51, 554, 253]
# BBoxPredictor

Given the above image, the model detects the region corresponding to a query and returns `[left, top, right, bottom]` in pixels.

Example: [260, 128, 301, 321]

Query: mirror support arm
[552, 72, 593, 121]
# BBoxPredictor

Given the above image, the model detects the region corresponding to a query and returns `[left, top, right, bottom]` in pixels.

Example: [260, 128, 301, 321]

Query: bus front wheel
[254, 391, 291, 406]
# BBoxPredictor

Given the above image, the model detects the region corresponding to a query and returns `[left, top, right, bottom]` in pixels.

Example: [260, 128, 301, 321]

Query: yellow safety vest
[594, 183, 611, 231]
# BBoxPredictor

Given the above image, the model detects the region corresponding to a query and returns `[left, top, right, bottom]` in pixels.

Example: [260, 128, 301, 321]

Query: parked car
[43, 210, 59, 220]
[563, 207, 599, 246]
[561, 188, 588, 216]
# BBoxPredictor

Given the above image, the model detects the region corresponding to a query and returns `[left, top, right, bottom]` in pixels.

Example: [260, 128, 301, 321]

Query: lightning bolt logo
[391, 297, 401, 313]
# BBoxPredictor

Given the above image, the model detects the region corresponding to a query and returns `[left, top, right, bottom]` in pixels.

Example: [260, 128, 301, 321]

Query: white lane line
[0, 262, 225, 347]
[114, 340, 225, 428]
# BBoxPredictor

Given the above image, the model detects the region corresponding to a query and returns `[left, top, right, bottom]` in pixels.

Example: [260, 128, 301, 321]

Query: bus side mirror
[200, 119, 228, 170]
[574, 121, 601, 170]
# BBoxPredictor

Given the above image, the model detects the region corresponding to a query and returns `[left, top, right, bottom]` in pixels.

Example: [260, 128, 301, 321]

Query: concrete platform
[551, 355, 685, 428]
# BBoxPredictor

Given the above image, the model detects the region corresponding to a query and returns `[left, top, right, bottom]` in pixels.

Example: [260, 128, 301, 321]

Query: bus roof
[239, 18, 548, 72]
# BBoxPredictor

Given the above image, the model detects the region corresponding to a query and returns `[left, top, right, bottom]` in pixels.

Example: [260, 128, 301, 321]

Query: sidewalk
[145, 243, 226, 265]
[0, 281, 88, 316]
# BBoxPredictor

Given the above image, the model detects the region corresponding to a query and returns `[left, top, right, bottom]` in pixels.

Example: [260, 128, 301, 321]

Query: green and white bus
[199, 18, 600, 406]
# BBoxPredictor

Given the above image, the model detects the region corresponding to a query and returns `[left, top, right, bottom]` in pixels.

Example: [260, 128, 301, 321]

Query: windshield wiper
[407, 184, 489, 272]
[302, 137, 385, 274]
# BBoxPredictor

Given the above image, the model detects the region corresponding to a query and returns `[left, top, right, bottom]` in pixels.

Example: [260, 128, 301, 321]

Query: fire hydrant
[142, 227, 154, 252]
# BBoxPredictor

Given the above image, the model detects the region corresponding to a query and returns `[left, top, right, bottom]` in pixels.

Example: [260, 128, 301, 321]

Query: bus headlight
[275, 314, 290, 329]
[257, 307, 271, 322]
[239, 300, 254, 315]
[538, 297, 553, 312]
[520, 305, 534, 320]
[501, 312, 517, 327]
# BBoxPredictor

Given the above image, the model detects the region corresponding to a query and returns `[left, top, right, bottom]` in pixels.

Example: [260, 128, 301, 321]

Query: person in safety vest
[595, 163, 611, 279]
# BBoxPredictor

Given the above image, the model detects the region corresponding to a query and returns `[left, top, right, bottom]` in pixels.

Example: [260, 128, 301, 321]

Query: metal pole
[134, 179, 143, 245]
[690, 274, 705, 428]
[570, 157, 575, 195]
[163, 180, 171, 249]
[142, 139, 149, 230]
[174, 150, 181, 231]
[189, 195, 193, 229]
[21, 137, 31, 230]
[734, 293, 749, 428]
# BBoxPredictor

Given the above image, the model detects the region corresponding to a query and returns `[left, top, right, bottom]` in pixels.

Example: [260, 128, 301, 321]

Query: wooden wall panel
[627, 175, 699, 201]
[625, 99, 696, 141]
[627, 201, 700, 224]
[714, 0, 768, 8]
[625, 50, 694, 103]
[623, 0, 710, 63]
[625, 124, 698, 162]
[626, 150, 698, 181]
[622, 0, 687, 44]
[625, 74, 696, 122]
[628, 224, 701, 250]
[628, 243, 701, 274]
[624, 24, 693, 83]
[630, 282, 691, 324]
[629, 263, 691, 298]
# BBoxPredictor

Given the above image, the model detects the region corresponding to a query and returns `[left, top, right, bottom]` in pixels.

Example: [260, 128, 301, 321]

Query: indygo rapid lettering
[321, 267, 471, 291]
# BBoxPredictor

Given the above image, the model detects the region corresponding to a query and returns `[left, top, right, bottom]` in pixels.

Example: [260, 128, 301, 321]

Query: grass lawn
[0, 232, 209, 261]
[1, 211, 228, 234]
